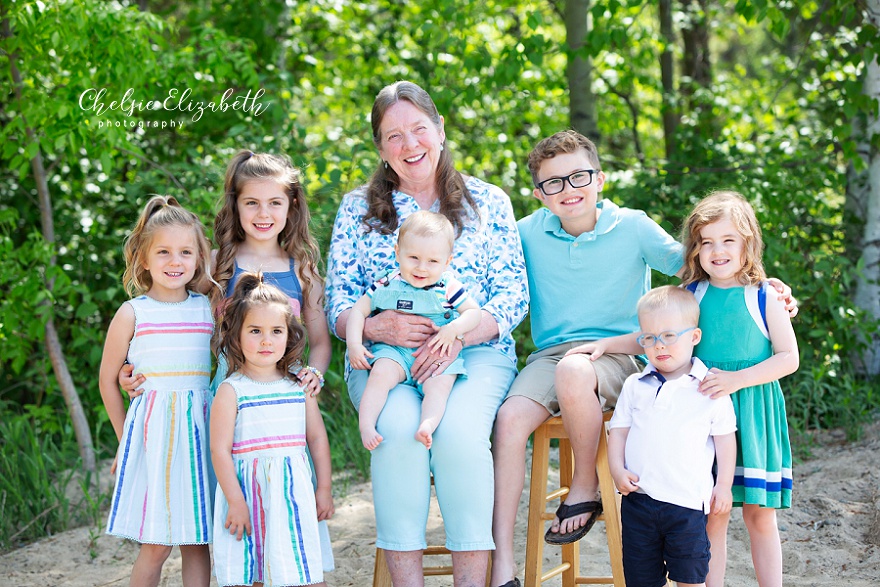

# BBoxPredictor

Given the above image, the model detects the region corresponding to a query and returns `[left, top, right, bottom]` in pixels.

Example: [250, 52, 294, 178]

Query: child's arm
[710, 432, 736, 515]
[210, 383, 251, 541]
[305, 393, 334, 521]
[700, 294, 799, 399]
[345, 294, 375, 371]
[607, 427, 639, 495]
[298, 268, 333, 396]
[564, 332, 642, 361]
[99, 304, 136, 443]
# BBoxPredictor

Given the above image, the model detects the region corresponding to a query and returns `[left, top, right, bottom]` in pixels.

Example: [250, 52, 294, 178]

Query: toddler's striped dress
[106, 292, 213, 545]
[213, 373, 323, 586]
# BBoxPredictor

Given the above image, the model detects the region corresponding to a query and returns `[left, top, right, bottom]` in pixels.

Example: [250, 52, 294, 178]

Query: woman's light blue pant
[347, 346, 516, 551]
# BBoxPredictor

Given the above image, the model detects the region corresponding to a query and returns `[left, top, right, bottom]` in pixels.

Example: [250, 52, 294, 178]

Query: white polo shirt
[609, 358, 737, 513]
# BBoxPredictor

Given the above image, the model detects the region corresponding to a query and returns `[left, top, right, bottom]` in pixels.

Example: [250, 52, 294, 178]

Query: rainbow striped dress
[213, 373, 323, 586]
[106, 292, 214, 545]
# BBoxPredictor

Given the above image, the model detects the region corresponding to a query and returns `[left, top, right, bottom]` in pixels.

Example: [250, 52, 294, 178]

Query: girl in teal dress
[681, 191, 799, 587]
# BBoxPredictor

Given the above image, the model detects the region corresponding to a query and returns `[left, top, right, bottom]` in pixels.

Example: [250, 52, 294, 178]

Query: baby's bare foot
[360, 426, 383, 450]
[415, 422, 434, 449]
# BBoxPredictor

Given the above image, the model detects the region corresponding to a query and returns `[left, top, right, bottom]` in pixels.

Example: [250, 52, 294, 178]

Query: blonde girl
[211, 150, 330, 395]
[681, 191, 799, 587]
[210, 273, 333, 586]
[99, 196, 214, 587]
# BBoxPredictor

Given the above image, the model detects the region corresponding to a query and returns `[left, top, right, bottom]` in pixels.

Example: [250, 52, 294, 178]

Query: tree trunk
[851, 0, 880, 375]
[4, 18, 96, 471]
[565, 0, 599, 143]
[659, 0, 678, 160]
[680, 0, 714, 136]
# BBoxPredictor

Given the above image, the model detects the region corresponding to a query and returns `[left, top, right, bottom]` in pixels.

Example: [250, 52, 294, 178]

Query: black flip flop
[544, 500, 603, 545]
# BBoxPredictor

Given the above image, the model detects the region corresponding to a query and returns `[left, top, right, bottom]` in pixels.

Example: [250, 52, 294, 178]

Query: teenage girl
[681, 191, 799, 587]
[99, 196, 214, 587]
[210, 272, 333, 586]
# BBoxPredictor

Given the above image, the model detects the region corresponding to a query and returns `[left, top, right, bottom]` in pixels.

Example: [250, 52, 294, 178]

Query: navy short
[621, 492, 710, 586]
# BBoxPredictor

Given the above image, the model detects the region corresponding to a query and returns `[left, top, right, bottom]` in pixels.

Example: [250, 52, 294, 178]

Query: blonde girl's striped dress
[213, 373, 323, 586]
[106, 292, 214, 544]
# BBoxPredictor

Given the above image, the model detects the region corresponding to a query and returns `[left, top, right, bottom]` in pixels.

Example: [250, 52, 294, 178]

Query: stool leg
[373, 548, 394, 587]
[559, 437, 579, 587]
[524, 424, 551, 587]
[597, 417, 625, 587]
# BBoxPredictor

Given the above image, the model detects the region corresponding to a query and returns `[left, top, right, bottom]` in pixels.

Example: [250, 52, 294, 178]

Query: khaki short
[506, 340, 644, 415]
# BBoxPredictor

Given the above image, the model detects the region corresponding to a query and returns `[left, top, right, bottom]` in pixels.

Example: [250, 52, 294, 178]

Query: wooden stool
[524, 412, 624, 587]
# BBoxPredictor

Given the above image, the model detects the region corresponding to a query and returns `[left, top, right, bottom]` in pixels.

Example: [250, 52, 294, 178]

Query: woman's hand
[118, 363, 146, 399]
[699, 368, 741, 399]
[365, 310, 437, 348]
[411, 337, 463, 383]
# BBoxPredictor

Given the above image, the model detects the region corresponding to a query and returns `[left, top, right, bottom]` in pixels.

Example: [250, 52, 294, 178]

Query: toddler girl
[682, 191, 799, 587]
[99, 195, 214, 587]
[346, 211, 481, 450]
[210, 272, 333, 586]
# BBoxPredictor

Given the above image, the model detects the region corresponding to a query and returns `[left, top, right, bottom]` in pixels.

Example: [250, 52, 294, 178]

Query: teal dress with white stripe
[693, 283, 793, 509]
[213, 373, 322, 586]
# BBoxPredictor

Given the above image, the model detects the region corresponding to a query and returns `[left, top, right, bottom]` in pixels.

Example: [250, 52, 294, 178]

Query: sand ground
[3, 421, 878, 587]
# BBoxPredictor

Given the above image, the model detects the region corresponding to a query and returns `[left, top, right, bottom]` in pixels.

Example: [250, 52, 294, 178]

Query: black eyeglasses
[636, 327, 696, 348]
[535, 170, 598, 196]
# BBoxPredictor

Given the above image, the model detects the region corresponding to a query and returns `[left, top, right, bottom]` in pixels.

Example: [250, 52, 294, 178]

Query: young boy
[490, 130, 684, 587]
[346, 211, 481, 451]
[608, 286, 736, 587]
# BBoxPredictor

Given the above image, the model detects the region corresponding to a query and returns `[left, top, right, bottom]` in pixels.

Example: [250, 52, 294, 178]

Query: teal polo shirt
[517, 200, 684, 350]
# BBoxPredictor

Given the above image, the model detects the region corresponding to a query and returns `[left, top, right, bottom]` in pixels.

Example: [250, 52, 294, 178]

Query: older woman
[325, 81, 528, 586]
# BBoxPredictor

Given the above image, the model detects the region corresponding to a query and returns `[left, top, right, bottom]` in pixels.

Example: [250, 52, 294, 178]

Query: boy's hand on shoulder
[315, 487, 334, 521]
[347, 343, 373, 371]
[699, 368, 740, 399]
[225, 499, 252, 541]
[610, 468, 639, 495]
[710, 484, 733, 515]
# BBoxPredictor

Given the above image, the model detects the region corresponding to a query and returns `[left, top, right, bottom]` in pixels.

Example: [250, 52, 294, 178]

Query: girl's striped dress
[106, 292, 214, 545]
[213, 373, 323, 586]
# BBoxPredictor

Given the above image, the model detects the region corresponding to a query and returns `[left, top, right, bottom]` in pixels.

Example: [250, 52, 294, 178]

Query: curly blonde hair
[681, 191, 766, 287]
[212, 272, 306, 376]
[122, 195, 212, 297]
[211, 150, 323, 313]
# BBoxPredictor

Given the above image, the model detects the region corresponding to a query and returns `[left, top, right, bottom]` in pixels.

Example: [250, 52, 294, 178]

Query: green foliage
[0, 410, 103, 552]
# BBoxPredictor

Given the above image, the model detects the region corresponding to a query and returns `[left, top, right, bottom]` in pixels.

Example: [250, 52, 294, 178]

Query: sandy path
[3, 422, 878, 586]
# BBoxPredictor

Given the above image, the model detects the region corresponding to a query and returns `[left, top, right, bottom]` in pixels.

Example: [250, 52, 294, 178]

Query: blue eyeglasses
[636, 327, 696, 348]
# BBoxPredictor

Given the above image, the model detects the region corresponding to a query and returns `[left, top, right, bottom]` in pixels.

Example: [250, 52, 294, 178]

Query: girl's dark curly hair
[212, 271, 305, 377]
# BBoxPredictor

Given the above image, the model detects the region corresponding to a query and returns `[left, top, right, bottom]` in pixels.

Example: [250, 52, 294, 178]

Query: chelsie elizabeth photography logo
[78, 87, 271, 130]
